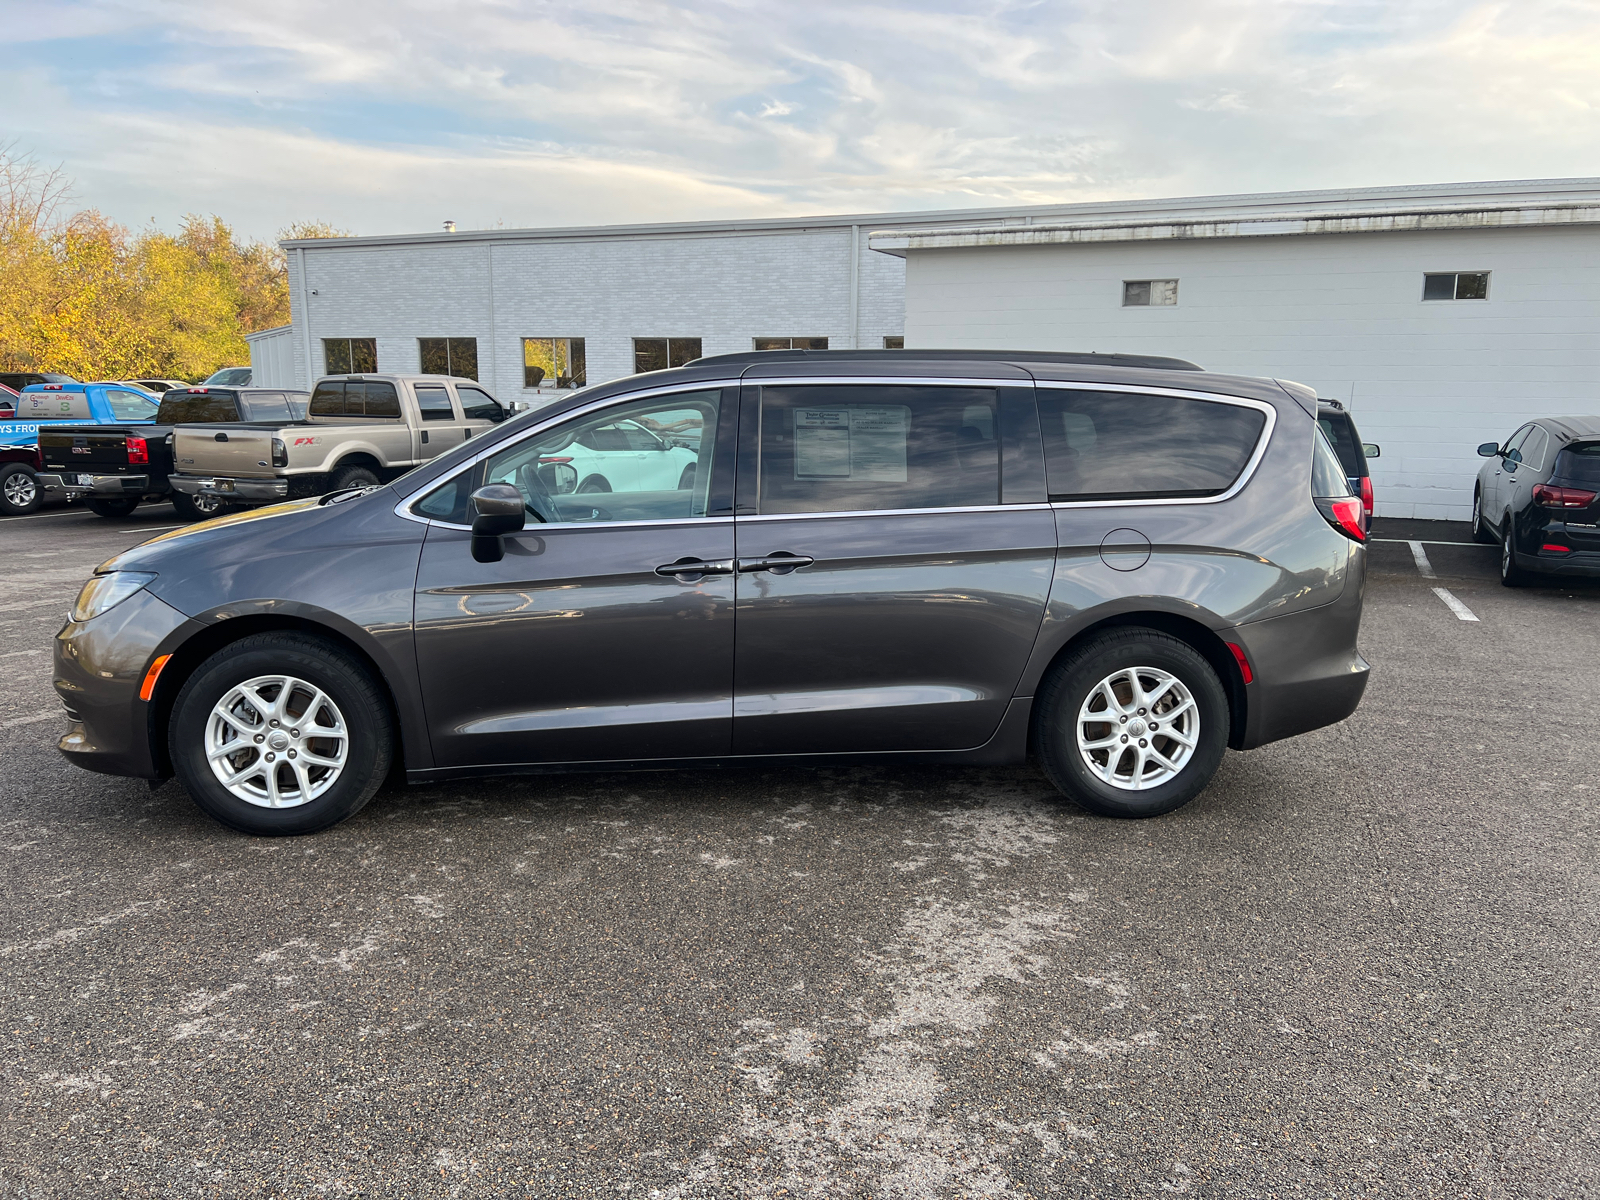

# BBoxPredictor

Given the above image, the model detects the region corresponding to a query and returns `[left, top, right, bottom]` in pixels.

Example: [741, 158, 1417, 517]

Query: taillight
[1532, 483, 1597, 508]
[1360, 475, 1374, 520]
[271, 437, 288, 468]
[1316, 496, 1366, 542]
[126, 436, 149, 465]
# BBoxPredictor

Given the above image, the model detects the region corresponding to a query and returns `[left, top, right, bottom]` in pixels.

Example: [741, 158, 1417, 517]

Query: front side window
[457, 385, 504, 422]
[754, 337, 829, 351]
[1038, 389, 1266, 502]
[414, 390, 722, 527]
[523, 337, 586, 389]
[419, 337, 479, 380]
[1124, 279, 1179, 306]
[324, 338, 377, 375]
[105, 388, 160, 420]
[757, 385, 999, 516]
[633, 338, 702, 373]
[1423, 272, 1489, 301]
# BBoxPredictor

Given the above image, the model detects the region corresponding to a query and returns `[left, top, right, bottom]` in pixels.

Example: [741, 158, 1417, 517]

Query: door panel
[415, 521, 734, 766]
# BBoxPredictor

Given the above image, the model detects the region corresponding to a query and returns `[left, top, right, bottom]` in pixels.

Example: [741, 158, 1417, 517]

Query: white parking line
[0, 711, 60, 731]
[1370, 538, 1493, 548]
[1407, 541, 1436, 578]
[0, 649, 44, 659]
[1431, 587, 1480, 622]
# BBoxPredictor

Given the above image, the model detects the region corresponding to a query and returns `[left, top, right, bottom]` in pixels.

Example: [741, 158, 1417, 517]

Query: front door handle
[655, 557, 735, 578]
[736, 553, 815, 575]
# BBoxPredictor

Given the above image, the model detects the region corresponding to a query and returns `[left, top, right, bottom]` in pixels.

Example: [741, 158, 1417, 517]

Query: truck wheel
[172, 493, 228, 521]
[329, 463, 380, 492]
[88, 497, 141, 518]
[0, 464, 40, 516]
[168, 633, 394, 836]
[1034, 629, 1229, 819]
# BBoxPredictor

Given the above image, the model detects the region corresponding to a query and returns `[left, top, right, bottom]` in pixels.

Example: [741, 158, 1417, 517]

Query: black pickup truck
[39, 387, 309, 520]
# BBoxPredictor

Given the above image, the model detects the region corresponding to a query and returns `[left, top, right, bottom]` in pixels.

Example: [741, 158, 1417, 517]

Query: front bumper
[55, 588, 198, 780]
[170, 473, 288, 503]
[39, 472, 153, 498]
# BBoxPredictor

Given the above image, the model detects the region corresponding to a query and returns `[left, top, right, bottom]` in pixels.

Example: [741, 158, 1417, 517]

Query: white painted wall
[244, 325, 295, 388]
[901, 228, 1600, 520]
[285, 228, 906, 407]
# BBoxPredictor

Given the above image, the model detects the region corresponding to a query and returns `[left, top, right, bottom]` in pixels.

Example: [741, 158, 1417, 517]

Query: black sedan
[1473, 416, 1600, 585]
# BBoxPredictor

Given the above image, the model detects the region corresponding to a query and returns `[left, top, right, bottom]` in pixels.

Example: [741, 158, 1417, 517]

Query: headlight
[71, 572, 157, 623]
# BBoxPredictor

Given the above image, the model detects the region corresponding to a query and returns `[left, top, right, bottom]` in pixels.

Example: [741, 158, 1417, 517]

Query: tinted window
[363, 380, 401, 419]
[105, 388, 160, 420]
[309, 380, 347, 417]
[416, 384, 455, 421]
[1521, 427, 1550, 472]
[1503, 425, 1533, 462]
[1311, 425, 1352, 498]
[1038, 390, 1266, 501]
[1317, 412, 1366, 478]
[479, 390, 721, 524]
[245, 393, 293, 421]
[457, 386, 502, 422]
[758, 385, 999, 515]
[1555, 442, 1600, 483]
[414, 471, 476, 525]
[156, 393, 240, 423]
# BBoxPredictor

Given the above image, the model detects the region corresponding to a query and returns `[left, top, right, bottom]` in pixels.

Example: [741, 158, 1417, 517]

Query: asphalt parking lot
[2, 505, 1597, 1199]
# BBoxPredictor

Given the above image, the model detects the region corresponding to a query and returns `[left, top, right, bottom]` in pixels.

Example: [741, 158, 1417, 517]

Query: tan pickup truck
[168, 374, 508, 506]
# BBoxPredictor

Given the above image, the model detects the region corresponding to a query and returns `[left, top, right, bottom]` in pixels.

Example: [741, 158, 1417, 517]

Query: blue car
[0, 384, 160, 515]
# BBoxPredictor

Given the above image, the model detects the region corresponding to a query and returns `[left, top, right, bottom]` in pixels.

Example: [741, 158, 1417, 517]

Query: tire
[1034, 629, 1229, 819]
[577, 475, 612, 494]
[329, 463, 381, 493]
[677, 463, 697, 491]
[1500, 521, 1531, 587]
[88, 497, 140, 518]
[168, 633, 394, 836]
[1471, 490, 1495, 543]
[171, 492, 230, 521]
[0, 463, 40, 516]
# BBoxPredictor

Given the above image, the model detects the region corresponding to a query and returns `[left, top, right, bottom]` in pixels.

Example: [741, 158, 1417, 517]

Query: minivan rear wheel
[169, 633, 393, 835]
[1035, 629, 1228, 819]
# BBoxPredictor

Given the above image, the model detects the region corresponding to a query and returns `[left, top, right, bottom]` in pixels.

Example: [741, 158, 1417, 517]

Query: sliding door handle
[656, 557, 735, 578]
[736, 553, 814, 575]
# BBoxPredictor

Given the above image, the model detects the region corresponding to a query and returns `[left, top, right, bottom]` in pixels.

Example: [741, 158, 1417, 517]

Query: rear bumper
[1230, 544, 1370, 750]
[39, 472, 154, 497]
[1523, 547, 1600, 577]
[170, 473, 287, 503]
[54, 588, 197, 780]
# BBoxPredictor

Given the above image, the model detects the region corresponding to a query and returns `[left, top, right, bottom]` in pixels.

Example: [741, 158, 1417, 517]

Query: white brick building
[269, 179, 1600, 520]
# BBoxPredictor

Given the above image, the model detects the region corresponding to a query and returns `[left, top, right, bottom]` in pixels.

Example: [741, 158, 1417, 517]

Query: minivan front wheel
[1035, 629, 1228, 818]
[169, 633, 393, 835]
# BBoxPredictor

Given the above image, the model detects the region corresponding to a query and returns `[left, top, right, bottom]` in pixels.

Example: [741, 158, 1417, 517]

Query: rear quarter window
[1312, 425, 1352, 498]
[1555, 442, 1600, 483]
[1038, 390, 1267, 501]
[1317, 412, 1367, 478]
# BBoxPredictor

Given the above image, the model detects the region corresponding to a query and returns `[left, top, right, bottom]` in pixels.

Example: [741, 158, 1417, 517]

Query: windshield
[204, 367, 253, 386]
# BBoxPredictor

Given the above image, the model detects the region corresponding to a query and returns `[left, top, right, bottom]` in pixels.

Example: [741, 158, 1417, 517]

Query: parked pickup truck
[38, 386, 310, 520]
[168, 374, 508, 507]
[0, 383, 160, 516]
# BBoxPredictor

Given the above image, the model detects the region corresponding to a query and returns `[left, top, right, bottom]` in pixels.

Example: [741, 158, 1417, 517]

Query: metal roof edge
[242, 324, 293, 340]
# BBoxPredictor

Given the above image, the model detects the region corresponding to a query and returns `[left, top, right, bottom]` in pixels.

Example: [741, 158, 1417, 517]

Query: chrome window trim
[1033, 381, 1278, 509]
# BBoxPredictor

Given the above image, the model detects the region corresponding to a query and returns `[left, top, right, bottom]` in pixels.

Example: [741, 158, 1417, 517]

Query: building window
[633, 338, 702, 373]
[1123, 280, 1178, 307]
[323, 338, 376, 375]
[523, 337, 586, 389]
[883, 336, 905, 350]
[754, 337, 829, 351]
[1423, 272, 1489, 301]
[419, 337, 478, 380]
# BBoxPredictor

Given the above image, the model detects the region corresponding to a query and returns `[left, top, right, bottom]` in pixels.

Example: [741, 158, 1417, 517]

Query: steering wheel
[513, 463, 557, 524]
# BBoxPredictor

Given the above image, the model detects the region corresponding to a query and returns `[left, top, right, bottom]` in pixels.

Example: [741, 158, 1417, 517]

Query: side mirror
[1477, 442, 1500, 457]
[1362, 443, 1380, 459]
[537, 461, 577, 494]
[469, 484, 525, 563]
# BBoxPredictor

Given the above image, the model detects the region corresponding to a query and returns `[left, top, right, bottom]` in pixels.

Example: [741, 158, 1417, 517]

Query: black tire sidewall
[170, 636, 392, 835]
[331, 465, 380, 491]
[0, 464, 40, 516]
[1036, 631, 1229, 819]
[88, 498, 140, 518]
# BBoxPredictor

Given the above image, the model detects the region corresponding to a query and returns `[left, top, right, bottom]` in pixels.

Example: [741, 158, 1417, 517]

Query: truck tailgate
[39, 428, 140, 473]
[174, 426, 277, 478]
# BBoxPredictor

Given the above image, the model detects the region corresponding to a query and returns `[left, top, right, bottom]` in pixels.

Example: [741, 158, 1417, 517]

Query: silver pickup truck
[168, 374, 508, 506]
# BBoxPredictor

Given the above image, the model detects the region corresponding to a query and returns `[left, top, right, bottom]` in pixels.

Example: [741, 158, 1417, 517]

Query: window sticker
[792, 406, 909, 482]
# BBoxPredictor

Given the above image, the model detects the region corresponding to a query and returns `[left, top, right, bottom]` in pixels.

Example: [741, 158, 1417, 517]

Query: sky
[7, 0, 1600, 244]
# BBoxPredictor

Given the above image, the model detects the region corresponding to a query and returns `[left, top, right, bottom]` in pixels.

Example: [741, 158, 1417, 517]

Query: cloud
[9, 0, 1600, 241]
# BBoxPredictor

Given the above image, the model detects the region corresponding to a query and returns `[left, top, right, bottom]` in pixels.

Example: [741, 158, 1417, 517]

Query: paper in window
[793, 406, 909, 482]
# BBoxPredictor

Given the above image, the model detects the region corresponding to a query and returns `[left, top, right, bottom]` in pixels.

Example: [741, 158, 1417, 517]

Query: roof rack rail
[691, 348, 1204, 371]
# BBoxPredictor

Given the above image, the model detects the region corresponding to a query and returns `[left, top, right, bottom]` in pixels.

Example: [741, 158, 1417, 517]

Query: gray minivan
[54, 350, 1370, 835]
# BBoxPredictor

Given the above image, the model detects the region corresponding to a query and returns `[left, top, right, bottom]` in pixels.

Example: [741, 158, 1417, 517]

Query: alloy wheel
[4, 471, 36, 508]
[205, 674, 349, 808]
[1076, 666, 1199, 791]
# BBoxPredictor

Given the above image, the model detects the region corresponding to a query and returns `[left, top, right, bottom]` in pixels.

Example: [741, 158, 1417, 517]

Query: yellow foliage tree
[0, 144, 345, 383]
